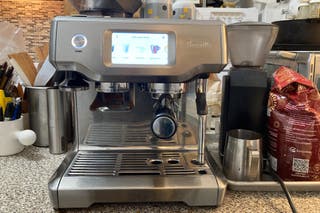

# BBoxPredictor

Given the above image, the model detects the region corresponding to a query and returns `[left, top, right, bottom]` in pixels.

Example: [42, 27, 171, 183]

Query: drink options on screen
[111, 32, 169, 65]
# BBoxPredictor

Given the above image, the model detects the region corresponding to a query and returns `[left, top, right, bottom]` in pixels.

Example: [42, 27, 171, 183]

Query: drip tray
[49, 150, 227, 208]
[67, 151, 197, 176]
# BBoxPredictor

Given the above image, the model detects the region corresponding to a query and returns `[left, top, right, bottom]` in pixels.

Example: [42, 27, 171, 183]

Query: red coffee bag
[268, 66, 320, 181]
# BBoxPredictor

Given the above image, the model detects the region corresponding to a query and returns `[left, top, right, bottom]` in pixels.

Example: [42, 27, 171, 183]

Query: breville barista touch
[48, 1, 228, 209]
[219, 22, 279, 159]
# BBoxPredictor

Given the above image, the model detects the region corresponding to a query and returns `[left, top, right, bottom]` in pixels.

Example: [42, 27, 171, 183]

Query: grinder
[219, 22, 279, 158]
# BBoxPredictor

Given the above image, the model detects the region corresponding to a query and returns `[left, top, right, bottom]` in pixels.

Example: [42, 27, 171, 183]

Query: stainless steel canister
[25, 86, 73, 151]
[25, 86, 51, 147]
[47, 88, 68, 154]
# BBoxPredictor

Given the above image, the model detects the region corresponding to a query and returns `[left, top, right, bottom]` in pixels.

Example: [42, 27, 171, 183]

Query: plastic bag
[0, 22, 26, 63]
[207, 74, 222, 134]
[268, 66, 320, 181]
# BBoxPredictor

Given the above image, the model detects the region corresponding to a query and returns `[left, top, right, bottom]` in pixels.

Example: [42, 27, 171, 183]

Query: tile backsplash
[0, 0, 64, 62]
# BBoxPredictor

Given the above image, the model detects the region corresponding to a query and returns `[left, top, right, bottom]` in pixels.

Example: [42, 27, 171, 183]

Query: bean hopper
[48, 0, 228, 209]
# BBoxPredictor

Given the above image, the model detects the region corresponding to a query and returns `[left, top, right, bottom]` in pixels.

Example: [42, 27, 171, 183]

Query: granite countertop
[1, 146, 320, 213]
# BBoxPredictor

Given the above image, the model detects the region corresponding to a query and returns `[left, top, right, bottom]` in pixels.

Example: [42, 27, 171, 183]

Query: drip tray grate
[67, 152, 196, 176]
[84, 122, 178, 146]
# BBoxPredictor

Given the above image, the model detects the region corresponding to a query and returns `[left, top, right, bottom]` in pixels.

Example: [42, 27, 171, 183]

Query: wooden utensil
[34, 43, 49, 62]
[8, 52, 37, 86]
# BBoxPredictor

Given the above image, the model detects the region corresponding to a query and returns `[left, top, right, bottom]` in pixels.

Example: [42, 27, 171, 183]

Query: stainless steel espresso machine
[48, 1, 228, 209]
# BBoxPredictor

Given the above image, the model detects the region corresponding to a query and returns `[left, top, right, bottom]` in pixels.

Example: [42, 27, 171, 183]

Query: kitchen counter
[1, 146, 319, 213]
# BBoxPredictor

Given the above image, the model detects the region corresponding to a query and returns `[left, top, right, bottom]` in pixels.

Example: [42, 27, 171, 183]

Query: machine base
[49, 150, 226, 209]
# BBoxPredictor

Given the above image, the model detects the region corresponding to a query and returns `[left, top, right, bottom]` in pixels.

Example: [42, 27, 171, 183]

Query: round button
[71, 34, 87, 49]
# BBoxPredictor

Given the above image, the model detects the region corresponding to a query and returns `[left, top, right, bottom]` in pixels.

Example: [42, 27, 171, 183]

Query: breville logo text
[186, 40, 211, 48]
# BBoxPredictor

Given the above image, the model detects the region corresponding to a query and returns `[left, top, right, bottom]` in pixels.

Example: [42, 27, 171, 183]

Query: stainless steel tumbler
[25, 86, 73, 152]
[47, 88, 68, 154]
[223, 129, 262, 181]
[25, 86, 51, 147]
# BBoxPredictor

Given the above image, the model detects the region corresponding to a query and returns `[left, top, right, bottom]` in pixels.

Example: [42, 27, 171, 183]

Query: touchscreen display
[111, 32, 169, 65]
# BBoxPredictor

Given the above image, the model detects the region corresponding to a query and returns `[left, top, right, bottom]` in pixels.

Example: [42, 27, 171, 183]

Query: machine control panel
[50, 17, 227, 82]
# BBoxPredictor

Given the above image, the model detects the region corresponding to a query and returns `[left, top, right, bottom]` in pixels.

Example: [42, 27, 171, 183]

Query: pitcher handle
[247, 148, 260, 181]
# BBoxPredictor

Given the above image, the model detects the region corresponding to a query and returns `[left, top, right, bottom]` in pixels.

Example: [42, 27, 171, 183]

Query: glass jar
[173, 0, 196, 19]
[144, 0, 173, 18]
[310, 0, 320, 18]
[297, 2, 310, 19]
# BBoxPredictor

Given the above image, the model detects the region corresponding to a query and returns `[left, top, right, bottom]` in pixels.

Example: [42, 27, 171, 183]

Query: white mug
[0, 117, 36, 156]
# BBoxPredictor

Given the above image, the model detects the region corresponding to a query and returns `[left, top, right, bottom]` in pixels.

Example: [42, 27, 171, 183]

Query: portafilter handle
[151, 94, 177, 140]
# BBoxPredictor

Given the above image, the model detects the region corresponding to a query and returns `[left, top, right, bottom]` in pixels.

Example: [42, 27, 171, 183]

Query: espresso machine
[48, 1, 228, 209]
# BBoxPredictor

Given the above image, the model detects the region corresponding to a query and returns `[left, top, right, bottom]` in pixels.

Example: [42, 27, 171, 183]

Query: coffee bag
[268, 66, 320, 181]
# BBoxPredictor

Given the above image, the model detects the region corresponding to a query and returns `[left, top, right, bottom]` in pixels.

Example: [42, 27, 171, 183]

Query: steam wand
[195, 78, 208, 165]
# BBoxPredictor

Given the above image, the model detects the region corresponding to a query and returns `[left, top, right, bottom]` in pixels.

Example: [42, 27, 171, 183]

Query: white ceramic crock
[0, 116, 36, 156]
